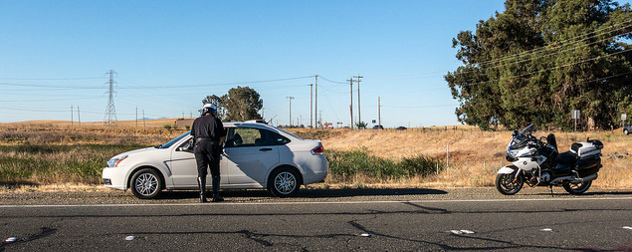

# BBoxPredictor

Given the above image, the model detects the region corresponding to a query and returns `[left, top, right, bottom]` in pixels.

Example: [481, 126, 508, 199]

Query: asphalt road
[1, 187, 632, 251]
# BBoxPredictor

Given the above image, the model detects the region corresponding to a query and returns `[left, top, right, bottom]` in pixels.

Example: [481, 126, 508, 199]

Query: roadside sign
[622, 113, 627, 121]
[572, 110, 580, 119]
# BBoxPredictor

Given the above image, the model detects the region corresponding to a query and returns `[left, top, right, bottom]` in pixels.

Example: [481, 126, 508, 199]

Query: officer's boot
[212, 176, 223, 202]
[197, 176, 207, 203]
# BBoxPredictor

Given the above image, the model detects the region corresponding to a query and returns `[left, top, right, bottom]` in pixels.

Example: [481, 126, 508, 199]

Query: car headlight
[107, 155, 128, 167]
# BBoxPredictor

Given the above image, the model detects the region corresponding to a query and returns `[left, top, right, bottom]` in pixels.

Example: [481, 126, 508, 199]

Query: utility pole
[347, 77, 354, 129]
[309, 83, 313, 128]
[314, 75, 318, 128]
[104, 70, 118, 125]
[354, 75, 363, 124]
[136, 107, 138, 127]
[70, 105, 73, 126]
[77, 106, 81, 126]
[378, 96, 381, 127]
[287, 96, 295, 127]
[142, 109, 145, 128]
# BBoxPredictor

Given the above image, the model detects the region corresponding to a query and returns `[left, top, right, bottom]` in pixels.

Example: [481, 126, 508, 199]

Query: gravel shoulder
[1, 186, 631, 205]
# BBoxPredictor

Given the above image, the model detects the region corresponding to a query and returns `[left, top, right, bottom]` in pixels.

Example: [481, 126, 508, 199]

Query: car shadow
[295, 188, 448, 198]
[156, 187, 448, 200]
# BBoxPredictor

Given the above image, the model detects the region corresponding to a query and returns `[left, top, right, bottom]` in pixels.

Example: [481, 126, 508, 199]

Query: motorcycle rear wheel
[495, 172, 524, 195]
[563, 180, 592, 195]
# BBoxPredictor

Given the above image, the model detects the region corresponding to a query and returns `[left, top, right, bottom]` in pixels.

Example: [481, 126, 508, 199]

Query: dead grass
[316, 126, 632, 189]
[1, 120, 631, 191]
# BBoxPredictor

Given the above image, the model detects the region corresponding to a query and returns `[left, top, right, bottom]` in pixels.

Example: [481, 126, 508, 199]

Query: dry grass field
[1, 119, 631, 190]
[295, 125, 632, 189]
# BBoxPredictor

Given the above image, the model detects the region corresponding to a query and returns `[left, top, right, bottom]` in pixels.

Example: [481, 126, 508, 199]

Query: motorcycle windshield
[508, 125, 534, 150]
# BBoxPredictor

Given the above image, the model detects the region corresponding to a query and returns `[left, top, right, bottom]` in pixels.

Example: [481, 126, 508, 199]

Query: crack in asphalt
[0, 227, 57, 251]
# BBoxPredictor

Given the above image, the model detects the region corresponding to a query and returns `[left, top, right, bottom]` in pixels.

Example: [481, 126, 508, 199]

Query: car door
[168, 137, 198, 187]
[169, 136, 229, 188]
[223, 127, 282, 186]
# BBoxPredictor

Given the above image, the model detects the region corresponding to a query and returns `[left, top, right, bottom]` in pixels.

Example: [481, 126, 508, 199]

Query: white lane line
[0, 196, 631, 208]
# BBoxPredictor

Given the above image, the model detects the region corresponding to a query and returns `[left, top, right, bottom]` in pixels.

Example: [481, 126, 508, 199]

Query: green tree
[202, 86, 263, 122]
[446, 0, 632, 130]
[202, 94, 225, 119]
[355, 121, 368, 129]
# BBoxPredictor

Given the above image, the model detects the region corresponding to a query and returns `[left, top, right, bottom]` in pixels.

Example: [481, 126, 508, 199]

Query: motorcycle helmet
[202, 103, 217, 115]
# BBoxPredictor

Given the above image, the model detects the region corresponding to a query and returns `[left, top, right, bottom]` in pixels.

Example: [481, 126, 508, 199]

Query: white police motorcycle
[496, 125, 603, 195]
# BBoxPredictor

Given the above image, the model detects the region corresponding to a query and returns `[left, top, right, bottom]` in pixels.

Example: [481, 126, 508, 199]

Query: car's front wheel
[268, 168, 300, 197]
[130, 168, 163, 199]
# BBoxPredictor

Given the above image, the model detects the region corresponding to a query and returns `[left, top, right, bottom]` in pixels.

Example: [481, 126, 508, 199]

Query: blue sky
[2, 1, 626, 127]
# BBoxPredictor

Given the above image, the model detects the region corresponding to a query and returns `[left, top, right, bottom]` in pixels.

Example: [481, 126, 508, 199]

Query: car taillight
[311, 145, 324, 155]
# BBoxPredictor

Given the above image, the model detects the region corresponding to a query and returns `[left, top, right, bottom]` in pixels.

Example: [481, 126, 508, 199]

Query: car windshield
[508, 125, 534, 150]
[157, 131, 191, 149]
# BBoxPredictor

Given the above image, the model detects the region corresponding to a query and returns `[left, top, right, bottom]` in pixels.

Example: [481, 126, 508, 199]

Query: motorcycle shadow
[516, 188, 632, 196]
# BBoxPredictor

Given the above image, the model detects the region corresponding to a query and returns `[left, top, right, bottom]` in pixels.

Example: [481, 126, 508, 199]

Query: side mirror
[511, 130, 518, 137]
[177, 145, 193, 152]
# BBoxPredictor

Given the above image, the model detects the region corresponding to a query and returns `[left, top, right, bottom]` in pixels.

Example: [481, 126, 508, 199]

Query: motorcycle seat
[555, 151, 577, 165]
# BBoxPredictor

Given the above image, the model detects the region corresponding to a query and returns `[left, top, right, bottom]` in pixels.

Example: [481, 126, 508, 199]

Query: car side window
[258, 129, 290, 146]
[225, 127, 260, 147]
[224, 127, 290, 147]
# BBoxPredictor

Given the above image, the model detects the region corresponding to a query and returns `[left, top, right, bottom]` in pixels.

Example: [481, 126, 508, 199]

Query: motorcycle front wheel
[495, 172, 524, 195]
[563, 180, 592, 195]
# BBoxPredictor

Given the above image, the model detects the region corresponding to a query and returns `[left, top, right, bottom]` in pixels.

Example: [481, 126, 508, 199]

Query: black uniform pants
[194, 140, 220, 177]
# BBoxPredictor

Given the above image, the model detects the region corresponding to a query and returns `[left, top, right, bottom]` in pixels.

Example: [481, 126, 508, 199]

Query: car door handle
[259, 148, 273, 152]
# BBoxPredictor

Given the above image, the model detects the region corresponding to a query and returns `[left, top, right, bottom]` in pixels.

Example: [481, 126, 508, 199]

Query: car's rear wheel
[268, 167, 300, 197]
[130, 168, 163, 199]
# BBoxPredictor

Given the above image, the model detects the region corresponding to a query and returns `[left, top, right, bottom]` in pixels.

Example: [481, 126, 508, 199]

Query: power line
[459, 47, 632, 88]
[481, 19, 632, 67]
[0, 77, 102, 81]
[449, 19, 632, 77]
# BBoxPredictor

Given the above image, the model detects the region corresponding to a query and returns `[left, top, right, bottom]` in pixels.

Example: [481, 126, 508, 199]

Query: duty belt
[196, 137, 218, 145]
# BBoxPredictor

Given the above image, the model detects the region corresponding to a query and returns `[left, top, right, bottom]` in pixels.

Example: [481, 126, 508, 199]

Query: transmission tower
[104, 70, 118, 124]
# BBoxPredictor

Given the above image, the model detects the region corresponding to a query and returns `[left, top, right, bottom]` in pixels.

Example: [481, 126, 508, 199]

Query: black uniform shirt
[191, 115, 226, 141]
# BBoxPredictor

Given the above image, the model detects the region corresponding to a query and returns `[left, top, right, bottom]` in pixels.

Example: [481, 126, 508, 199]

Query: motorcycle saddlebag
[575, 154, 602, 177]
[570, 140, 603, 157]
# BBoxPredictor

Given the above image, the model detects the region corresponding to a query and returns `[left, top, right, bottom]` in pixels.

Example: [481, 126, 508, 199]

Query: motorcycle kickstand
[549, 185, 554, 197]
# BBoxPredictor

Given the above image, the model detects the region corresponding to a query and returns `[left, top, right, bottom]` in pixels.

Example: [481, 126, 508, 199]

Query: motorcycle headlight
[508, 149, 521, 158]
[517, 148, 537, 157]
[107, 155, 128, 167]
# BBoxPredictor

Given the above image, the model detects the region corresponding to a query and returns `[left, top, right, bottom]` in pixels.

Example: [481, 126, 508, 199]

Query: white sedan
[102, 122, 329, 199]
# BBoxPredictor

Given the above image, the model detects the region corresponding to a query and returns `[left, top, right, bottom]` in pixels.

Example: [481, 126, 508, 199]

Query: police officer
[191, 103, 226, 202]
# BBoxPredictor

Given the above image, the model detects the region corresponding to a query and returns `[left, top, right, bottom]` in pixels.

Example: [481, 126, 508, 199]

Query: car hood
[112, 147, 157, 159]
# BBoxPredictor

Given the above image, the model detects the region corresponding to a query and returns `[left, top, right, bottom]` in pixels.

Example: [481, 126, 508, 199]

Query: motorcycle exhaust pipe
[550, 173, 598, 185]
[570, 173, 598, 184]
[550, 176, 573, 185]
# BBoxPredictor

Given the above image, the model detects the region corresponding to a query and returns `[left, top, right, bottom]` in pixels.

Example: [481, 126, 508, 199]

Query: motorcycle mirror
[511, 130, 518, 137]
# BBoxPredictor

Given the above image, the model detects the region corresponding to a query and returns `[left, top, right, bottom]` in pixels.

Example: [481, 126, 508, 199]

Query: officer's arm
[219, 136, 226, 147]
[190, 123, 196, 146]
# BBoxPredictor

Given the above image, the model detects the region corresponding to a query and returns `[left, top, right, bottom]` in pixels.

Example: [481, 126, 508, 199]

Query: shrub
[325, 148, 443, 181]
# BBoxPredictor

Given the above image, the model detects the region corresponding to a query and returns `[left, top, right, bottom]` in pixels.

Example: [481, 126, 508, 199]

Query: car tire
[624, 129, 629, 135]
[268, 167, 300, 197]
[130, 168, 163, 199]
